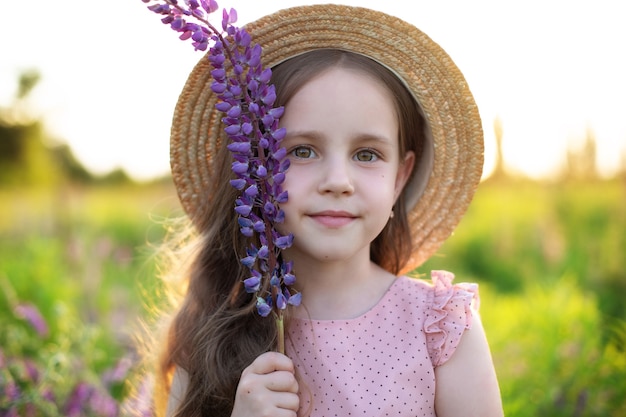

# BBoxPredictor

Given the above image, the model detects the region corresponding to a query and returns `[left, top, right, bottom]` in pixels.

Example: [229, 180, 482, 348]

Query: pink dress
[286, 271, 478, 417]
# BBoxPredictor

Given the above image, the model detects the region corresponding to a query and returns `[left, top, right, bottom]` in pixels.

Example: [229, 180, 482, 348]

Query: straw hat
[170, 4, 484, 274]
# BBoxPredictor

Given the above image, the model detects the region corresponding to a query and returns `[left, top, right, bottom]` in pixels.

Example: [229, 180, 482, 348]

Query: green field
[1, 178, 625, 416]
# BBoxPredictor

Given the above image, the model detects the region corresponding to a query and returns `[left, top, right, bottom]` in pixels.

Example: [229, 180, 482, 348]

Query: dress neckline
[290, 276, 409, 324]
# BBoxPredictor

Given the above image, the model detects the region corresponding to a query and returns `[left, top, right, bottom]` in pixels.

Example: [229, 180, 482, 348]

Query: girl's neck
[289, 253, 397, 320]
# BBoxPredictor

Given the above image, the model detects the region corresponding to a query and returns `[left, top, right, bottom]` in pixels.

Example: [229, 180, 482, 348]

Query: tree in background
[488, 116, 618, 182]
[0, 70, 130, 187]
[561, 128, 600, 181]
[0, 70, 60, 186]
[490, 116, 508, 180]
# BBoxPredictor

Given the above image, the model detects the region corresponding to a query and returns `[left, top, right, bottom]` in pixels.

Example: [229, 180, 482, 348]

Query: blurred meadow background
[2, 0, 626, 412]
[1, 69, 625, 416]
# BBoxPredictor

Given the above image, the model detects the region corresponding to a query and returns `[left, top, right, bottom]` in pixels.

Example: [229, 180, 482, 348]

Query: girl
[146, 3, 503, 417]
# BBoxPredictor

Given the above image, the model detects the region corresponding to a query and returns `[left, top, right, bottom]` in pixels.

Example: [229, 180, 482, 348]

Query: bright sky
[1, 0, 625, 180]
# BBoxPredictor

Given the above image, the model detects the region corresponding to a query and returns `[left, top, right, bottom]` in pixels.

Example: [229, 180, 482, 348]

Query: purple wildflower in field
[143, 0, 300, 327]
[1, 348, 126, 416]
[22, 358, 39, 383]
[14, 303, 49, 337]
[65, 382, 94, 416]
[4, 379, 21, 401]
[64, 381, 119, 417]
[89, 390, 119, 417]
[2, 406, 20, 417]
[102, 356, 133, 387]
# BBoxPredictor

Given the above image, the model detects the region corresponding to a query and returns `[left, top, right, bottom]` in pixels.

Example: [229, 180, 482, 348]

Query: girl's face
[278, 67, 415, 266]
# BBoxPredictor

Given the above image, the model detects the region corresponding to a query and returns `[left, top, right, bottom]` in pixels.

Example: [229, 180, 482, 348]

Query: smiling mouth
[309, 211, 356, 228]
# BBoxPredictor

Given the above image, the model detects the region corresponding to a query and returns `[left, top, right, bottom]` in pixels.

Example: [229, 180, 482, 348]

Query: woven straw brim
[170, 4, 484, 274]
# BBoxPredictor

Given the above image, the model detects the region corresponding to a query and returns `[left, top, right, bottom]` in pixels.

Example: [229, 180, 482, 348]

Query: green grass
[480, 278, 626, 416]
[0, 183, 179, 415]
[1, 178, 625, 415]
[422, 179, 626, 314]
[420, 178, 626, 415]
[0, 184, 179, 332]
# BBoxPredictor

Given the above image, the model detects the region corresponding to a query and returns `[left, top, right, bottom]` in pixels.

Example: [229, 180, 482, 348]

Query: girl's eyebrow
[354, 133, 395, 147]
[284, 129, 395, 146]
[283, 129, 323, 141]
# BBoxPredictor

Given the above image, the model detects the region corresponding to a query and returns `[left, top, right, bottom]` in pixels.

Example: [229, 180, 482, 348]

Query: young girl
[145, 3, 502, 417]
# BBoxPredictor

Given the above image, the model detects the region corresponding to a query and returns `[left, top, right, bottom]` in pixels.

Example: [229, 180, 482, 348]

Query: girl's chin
[284, 245, 368, 266]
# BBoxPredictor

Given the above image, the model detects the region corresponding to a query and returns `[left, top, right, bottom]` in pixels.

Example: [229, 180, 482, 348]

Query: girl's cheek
[273, 221, 292, 240]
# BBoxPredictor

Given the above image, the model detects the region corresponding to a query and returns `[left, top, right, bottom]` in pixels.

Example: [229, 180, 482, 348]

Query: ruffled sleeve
[424, 270, 479, 367]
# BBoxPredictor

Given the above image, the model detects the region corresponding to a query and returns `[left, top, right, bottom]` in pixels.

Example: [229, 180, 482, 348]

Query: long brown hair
[156, 49, 425, 416]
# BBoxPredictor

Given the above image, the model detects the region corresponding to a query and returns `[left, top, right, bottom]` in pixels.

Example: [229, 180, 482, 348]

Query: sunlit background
[2, 0, 625, 180]
[1, 1, 625, 415]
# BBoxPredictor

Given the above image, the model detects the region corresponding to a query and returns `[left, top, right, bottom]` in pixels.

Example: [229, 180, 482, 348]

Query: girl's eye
[354, 149, 378, 162]
[291, 146, 316, 159]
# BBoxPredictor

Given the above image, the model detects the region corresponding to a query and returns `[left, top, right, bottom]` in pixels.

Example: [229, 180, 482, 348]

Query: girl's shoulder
[390, 272, 479, 367]
[402, 270, 480, 367]
[394, 270, 479, 313]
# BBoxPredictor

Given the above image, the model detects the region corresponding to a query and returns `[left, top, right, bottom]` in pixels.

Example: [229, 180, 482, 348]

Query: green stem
[276, 311, 285, 354]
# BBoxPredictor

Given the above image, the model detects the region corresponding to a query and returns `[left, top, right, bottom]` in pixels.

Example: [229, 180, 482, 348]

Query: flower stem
[276, 311, 285, 354]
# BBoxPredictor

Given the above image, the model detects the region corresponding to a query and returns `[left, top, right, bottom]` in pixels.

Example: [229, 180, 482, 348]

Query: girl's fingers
[266, 409, 297, 417]
[238, 369, 298, 396]
[232, 352, 300, 417]
[275, 392, 300, 411]
[249, 353, 298, 393]
[248, 351, 295, 375]
[266, 370, 299, 393]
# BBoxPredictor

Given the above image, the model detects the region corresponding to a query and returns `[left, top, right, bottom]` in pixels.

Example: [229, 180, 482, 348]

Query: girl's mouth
[309, 210, 357, 228]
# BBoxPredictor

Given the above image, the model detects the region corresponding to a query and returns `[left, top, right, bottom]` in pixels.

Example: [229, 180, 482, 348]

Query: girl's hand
[231, 351, 300, 417]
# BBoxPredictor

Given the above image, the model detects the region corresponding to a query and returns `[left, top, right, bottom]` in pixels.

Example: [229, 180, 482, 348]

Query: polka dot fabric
[286, 270, 478, 417]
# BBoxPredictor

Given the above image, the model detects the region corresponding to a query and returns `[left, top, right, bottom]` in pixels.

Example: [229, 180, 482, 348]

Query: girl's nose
[318, 156, 355, 195]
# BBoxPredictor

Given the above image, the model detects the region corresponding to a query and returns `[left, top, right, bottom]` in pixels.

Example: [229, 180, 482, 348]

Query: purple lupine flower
[143, 1, 301, 348]
[22, 358, 39, 383]
[275, 292, 287, 310]
[42, 387, 56, 403]
[65, 382, 94, 416]
[243, 271, 261, 293]
[89, 390, 119, 417]
[230, 178, 246, 189]
[288, 292, 302, 306]
[274, 235, 293, 250]
[283, 272, 296, 286]
[4, 380, 21, 401]
[256, 297, 272, 317]
[102, 356, 133, 388]
[4, 407, 19, 417]
[14, 303, 49, 337]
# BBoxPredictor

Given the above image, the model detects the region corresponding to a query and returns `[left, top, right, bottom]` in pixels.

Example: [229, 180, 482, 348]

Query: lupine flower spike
[143, 0, 300, 354]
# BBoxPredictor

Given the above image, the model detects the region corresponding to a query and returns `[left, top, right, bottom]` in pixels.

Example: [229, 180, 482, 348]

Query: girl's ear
[394, 151, 416, 202]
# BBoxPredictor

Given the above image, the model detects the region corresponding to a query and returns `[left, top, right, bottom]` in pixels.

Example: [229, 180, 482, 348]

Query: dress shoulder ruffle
[423, 270, 479, 367]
